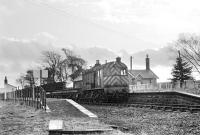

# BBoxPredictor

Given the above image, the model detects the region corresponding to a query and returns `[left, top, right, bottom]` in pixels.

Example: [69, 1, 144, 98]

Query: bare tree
[16, 74, 26, 89]
[16, 70, 34, 88]
[42, 51, 67, 82]
[62, 48, 86, 81]
[175, 33, 200, 75]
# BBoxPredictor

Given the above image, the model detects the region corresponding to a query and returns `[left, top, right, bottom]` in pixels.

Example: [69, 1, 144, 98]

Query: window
[121, 69, 127, 75]
[97, 70, 102, 86]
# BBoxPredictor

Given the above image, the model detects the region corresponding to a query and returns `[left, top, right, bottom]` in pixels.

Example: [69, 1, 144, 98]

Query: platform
[66, 99, 97, 118]
[46, 99, 111, 134]
[46, 98, 97, 118]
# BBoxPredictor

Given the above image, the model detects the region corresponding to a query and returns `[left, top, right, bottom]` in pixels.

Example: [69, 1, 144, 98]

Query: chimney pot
[116, 57, 121, 63]
[96, 60, 99, 64]
[95, 60, 100, 66]
[130, 56, 133, 70]
[146, 54, 150, 70]
[4, 76, 8, 84]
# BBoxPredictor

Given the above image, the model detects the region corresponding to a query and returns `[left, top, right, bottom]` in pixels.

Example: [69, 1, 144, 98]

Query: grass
[0, 101, 48, 135]
[84, 105, 200, 135]
[0, 100, 128, 135]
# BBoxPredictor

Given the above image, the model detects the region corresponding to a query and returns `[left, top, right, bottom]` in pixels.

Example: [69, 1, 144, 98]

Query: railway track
[79, 102, 200, 113]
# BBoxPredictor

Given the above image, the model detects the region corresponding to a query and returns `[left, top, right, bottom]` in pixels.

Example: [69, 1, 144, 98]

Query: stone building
[128, 55, 159, 86]
[0, 76, 17, 99]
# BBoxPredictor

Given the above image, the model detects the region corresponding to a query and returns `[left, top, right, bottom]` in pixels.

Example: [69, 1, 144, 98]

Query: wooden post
[25, 89, 27, 105]
[44, 90, 46, 111]
[28, 88, 30, 106]
[35, 87, 37, 109]
[39, 88, 41, 109]
[22, 89, 24, 102]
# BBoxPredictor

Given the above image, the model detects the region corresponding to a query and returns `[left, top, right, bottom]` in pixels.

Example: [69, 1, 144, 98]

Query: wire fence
[0, 86, 46, 110]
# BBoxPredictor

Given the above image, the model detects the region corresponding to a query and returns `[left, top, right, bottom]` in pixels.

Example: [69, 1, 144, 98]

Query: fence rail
[0, 86, 46, 110]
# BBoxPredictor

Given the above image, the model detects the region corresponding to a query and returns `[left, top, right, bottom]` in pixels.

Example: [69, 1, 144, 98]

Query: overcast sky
[1, 0, 200, 87]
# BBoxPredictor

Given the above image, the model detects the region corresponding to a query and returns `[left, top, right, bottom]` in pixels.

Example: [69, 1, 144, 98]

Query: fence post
[44, 90, 46, 111]
[39, 87, 41, 109]
[36, 87, 38, 109]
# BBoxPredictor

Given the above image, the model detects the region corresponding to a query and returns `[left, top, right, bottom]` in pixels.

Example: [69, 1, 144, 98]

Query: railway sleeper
[170, 104, 189, 108]
[143, 105, 152, 108]
[155, 106, 163, 110]
[189, 105, 200, 109]
[190, 108, 200, 113]
[163, 106, 173, 111]
[172, 107, 188, 112]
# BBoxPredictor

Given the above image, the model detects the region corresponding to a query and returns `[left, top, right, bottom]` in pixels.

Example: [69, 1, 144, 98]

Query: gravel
[84, 105, 200, 135]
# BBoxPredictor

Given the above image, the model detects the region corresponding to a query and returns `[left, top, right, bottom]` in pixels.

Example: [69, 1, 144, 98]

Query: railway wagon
[79, 57, 129, 103]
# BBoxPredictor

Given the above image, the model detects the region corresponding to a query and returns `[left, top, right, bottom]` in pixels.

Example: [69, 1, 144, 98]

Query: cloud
[0, 32, 58, 87]
[65, 44, 177, 68]
[131, 46, 177, 67]
[64, 45, 117, 66]
[119, 45, 177, 68]
[0, 33, 56, 74]
[65, 44, 177, 82]
[0, 33, 177, 87]
[92, 0, 200, 25]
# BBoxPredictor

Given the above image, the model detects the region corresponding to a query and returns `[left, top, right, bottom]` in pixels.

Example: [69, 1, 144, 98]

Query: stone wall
[128, 91, 200, 105]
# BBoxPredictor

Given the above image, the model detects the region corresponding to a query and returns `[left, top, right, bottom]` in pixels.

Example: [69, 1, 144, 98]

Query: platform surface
[46, 99, 97, 118]
[66, 99, 97, 118]
[46, 99, 111, 132]
[49, 120, 63, 131]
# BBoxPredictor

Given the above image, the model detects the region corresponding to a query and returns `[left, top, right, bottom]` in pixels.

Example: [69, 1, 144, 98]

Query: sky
[1, 0, 200, 87]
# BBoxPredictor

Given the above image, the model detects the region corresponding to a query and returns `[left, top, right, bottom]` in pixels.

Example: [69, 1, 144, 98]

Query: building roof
[102, 61, 127, 69]
[6, 83, 17, 88]
[73, 75, 82, 81]
[128, 69, 159, 79]
[83, 59, 127, 74]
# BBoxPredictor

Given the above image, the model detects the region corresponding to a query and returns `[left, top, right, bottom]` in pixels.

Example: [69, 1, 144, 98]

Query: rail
[0, 86, 46, 110]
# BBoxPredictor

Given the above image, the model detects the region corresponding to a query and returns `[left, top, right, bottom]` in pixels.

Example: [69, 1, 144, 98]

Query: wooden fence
[0, 86, 46, 110]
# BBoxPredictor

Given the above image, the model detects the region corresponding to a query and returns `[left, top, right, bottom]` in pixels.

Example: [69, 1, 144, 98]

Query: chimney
[146, 54, 150, 70]
[105, 60, 107, 64]
[116, 57, 121, 63]
[95, 60, 100, 66]
[130, 56, 133, 70]
[4, 76, 8, 85]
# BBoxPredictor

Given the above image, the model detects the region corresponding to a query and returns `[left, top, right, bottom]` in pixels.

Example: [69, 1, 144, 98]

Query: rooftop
[128, 69, 159, 79]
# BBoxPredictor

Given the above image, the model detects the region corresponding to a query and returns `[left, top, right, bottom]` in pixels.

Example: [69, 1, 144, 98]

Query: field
[84, 105, 200, 135]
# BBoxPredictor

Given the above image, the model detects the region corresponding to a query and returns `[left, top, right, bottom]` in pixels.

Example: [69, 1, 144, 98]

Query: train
[45, 57, 130, 103]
